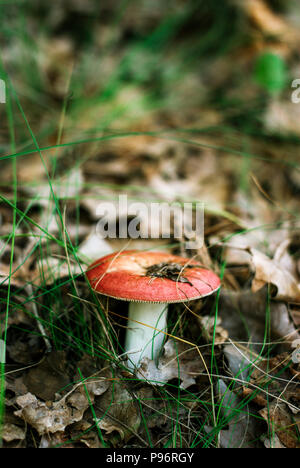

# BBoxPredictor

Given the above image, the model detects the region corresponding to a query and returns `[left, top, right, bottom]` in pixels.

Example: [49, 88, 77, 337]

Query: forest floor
[0, 0, 299, 448]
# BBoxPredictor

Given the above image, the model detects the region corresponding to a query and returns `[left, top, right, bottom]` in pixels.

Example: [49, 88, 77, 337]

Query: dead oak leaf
[2, 423, 26, 443]
[250, 248, 300, 302]
[23, 351, 71, 401]
[13, 370, 110, 437]
[14, 393, 85, 435]
[136, 339, 206, 389]
[95, 377, 140, 443]
[259, 402, 300, 449]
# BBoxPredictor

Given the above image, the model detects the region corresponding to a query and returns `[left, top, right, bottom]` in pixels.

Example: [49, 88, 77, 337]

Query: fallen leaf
[25, 168, 84, 206]
[14, 393, 84, 435]
[223, 343, 254, 382]
[291, 339, 300, 364]
[2, 423, 26, 443]
[264, 100, 300, 136]
[262, 432, 287, 449]
[198, 315, 229, 345]
[136, 339, 206, 389]
[219, 287, 299, 353]
[259, 402, 300, 449]
[95, 377, 140, 443]
[242, 0, 300, 45]
[206, 379, 263, 448]
[33, 256, 82, 286]
[24, 351, 71, 401]
[39, 432, 75, 449]
[68, 420, 103, 448]
[250, 248, 300, 302]
[246, 352, 300, 414]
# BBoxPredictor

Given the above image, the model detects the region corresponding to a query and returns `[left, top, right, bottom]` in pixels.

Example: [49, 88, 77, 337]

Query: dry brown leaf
[39, 432, 75, 449]
[259, 402, 300, 449]
[27, 168, 83, 206]
[241, 350, 300, 422]
[250, 248, 300, 302]
[13, 364, 110, 436]
[206, 379, 263, 448]
[242, 0, 300, 44]
[14, 393, 85, 435]
[198, 315, 229, 344]
[68, 420, 103, 448]
[136, 339, 206, 388]
[2, 423, 26, 443]
[95, 378, 140, 443]
[264, 100, 300, 136]
[262, 433, 287, 449]
[33, 256, 82, 286]
[219, 288, 299, 353]
[292, 339, 300, 364]
[23, 351, 71, 401]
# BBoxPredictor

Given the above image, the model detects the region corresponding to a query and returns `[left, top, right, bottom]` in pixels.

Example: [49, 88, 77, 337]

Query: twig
[25, 283, 52, 353]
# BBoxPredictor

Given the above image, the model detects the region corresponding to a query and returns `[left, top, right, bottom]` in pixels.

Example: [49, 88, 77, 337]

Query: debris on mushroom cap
[86, 250, 221, 303]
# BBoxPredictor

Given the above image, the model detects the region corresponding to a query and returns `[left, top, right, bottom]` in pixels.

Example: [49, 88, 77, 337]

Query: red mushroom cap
[86, 250, 221, 303]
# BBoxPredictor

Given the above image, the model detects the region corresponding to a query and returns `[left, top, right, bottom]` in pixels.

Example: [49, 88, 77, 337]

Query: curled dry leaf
[23, 351, 71, 401]
[250, 248, 300, 302]
[39, 432, 75, 449]
[292, 339, 300, 364]
[136, 339, 205, 389]
[243, 351, 300, 414]
[271, 302, 300, 344]
[264, 100, 300, 136]
[14, 393, 84, 435]
[2, 423, 26, 443]
[13, 372, 110, 436]
[198, 315, 229, 344]
[262, 433, 287, 449]
[68, 420, 103, 448]
[95, 379, 140, 443]
[259, 402, 300, 449]
[219, 288, 299, 353]
[66, 375, 110, 420]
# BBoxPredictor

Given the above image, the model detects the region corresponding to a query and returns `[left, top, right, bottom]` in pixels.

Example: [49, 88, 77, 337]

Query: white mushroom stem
[125, 302, 168, 370]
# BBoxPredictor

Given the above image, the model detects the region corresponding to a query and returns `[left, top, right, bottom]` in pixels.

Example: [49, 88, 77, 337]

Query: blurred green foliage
[254, 52, 288, 95]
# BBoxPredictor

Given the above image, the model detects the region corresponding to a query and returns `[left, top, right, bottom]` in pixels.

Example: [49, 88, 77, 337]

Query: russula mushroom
[86, 250, 221, 370]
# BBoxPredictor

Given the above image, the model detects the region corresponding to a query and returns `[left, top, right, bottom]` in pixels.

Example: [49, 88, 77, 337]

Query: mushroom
[86, 250, 221, 371]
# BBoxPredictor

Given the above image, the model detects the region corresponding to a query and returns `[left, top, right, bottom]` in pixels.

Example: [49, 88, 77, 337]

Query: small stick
[25, 283, 52, 353]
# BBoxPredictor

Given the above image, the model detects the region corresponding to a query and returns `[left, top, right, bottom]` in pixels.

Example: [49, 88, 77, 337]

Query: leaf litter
[1, 0, 300, 449]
